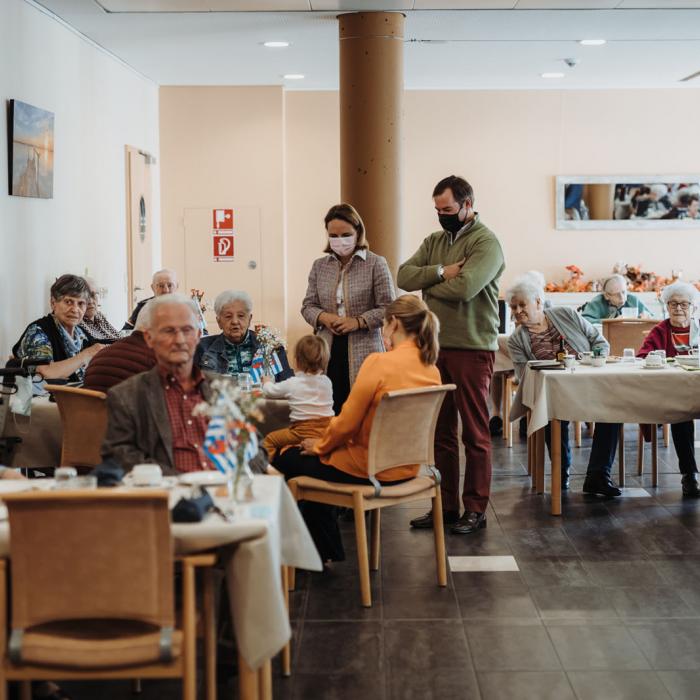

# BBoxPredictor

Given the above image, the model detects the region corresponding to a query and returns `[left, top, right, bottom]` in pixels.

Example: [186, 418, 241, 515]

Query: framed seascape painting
[8, 99, 54, 199]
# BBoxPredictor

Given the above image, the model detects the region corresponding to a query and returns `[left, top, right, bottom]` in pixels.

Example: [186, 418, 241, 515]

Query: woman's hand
[0, 469, 26, 480]
[318, 312, 343, 335]
[331, 317, 360, 335]
[300, 438, 319, 455]
[82, 343, 106, 361]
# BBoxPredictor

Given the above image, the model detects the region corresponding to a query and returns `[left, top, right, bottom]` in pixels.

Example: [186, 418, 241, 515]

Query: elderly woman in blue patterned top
[194, 290, 292, 381]
[12, 274, 105, 382]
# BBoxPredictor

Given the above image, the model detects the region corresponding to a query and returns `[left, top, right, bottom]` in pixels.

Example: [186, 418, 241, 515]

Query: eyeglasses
[668, 302, 691, 310]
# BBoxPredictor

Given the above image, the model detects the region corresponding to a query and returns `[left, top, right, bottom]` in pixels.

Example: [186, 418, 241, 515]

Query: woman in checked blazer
[301, 203, 395, 414]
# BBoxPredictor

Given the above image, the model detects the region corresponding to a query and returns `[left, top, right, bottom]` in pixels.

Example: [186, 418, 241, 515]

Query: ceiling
[33, 0, 700, 89]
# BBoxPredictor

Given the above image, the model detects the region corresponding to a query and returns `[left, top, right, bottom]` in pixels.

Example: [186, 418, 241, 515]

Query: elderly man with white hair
[581, 274, 652, 322]
[195, 290, 293, 382]
[637, 281, 700, 497]
[507, 274, 624, 497]
[122, 268, 180, 331]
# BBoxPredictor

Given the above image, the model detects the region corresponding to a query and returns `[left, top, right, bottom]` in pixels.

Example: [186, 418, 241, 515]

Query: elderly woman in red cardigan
[301, 204, 395, 414]
[638, 281, 700, 497]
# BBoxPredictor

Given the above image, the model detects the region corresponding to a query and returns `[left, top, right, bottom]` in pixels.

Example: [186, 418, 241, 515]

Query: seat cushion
[16, 619, 182, 669]
[290, 475, 436, 499]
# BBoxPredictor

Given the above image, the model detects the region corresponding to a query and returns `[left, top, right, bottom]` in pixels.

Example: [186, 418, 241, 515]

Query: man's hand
[300, 438, 318, 455]
[442, 258, 466, 281]
[331, 317, 360, 335]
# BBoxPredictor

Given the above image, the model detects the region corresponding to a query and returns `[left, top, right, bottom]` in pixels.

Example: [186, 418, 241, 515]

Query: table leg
[551, 420, 562, 516]
[535, 428, 545, 495]
[281, 567, 291, 677]
[618, 424, 626, 488]
[527, 412, 534, 478]
[651, 426, 658, 488]
[238, 653, 259, 700]
[503, 376, 512, 448]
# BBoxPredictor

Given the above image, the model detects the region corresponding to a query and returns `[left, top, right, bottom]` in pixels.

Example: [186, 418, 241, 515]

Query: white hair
[152, 268, 178, 283]
[661, 281, 700, 305]
[602, 274, 628, 292]
[214, 290, 253, 316]
[505, 273, 545, 304]
[139, 293, 199, 329]
[134, 300, 151, 331]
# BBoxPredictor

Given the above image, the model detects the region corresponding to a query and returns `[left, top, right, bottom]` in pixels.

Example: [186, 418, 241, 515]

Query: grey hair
[152, 268, 178, 283]
[139, 293, 199, 329]
[134, 300, 151, 331]
[505, 274, 546, 304]
[602, 274, 627, 292]
[661, 281, 700, 305]
[214, 290, 253, 316]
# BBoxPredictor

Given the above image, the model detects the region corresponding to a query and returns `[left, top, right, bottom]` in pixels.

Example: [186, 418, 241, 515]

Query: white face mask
[329, 235, 356, 257]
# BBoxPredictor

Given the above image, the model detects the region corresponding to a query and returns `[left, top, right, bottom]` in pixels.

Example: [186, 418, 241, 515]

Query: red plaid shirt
[160, 367, 213, 473]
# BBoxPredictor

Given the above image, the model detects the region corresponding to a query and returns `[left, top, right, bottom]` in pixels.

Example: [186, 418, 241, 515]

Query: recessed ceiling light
[283, 74, 305, 80]
[579, 39, 606, 46]
[263, 41, 290, 48]
[541, 72, 565, 79]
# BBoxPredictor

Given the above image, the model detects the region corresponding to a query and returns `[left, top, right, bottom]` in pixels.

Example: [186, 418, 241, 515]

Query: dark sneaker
[682, 474, 700, 498]
[451, 511, 487, 535]
[489, 415, 503, 437]
[409, 509, 459, 530]
[583, 474, 621, 498]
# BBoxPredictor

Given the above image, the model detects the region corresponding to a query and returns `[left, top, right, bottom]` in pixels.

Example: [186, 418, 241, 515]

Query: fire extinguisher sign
[213, 235, 234, 261]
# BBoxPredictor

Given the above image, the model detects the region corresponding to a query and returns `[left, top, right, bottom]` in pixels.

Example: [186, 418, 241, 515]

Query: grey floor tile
[293, 673, 385, 700]
[452, 570, 527, 588]
[582, 560, 666, 587]
[305, 588, 382, 620]
[456, 585, 539, 620]
[379, 529, 443, 558]
[517, 556, 594, 588]
[477, 671, 575, 700]
[547, 624, 650, 670]
[608, 587, 694, 619]
[567, 670, 673, 700]
[658, 670, 700, 700]
[388, 667, 481, 700]
[651, 556, 700, 586]
[627, 621, 700, 670]
[506, 527, 578, 558]
[531, 586, 619, 620]
[466, 622, 561, 671]
[382, 586, 460, 619]
[297, 621, 383, 675]
[382, 553, 450, 589]
[384, 620, 470, 671]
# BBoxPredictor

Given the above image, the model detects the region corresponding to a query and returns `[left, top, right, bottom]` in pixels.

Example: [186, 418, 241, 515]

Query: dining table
[511, 359, 700, 515]
[0, 473, 321, 698]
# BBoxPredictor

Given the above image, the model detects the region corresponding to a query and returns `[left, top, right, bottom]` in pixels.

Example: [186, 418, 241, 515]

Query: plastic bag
[9, 376, 33, 417]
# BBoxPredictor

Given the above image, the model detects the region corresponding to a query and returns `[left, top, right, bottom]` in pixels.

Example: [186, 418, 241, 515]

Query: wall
[159, 86, 286, 331]
[283, 88, 700, 348]
[0, 0, 160, 356]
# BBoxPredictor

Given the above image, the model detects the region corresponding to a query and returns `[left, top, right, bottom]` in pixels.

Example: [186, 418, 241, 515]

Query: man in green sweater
[398, 175, 505, 535]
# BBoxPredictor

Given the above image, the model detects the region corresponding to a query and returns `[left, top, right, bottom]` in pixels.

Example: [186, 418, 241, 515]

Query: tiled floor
[62, 423, 700, 699]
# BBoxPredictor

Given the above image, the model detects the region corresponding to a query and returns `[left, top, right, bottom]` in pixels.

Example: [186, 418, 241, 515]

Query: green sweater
[397, 217, 505, 351]
[581, 293, 653, 322]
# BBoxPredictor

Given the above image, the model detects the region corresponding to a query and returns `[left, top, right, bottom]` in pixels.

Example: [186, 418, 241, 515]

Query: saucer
[179, 471, 229, 487]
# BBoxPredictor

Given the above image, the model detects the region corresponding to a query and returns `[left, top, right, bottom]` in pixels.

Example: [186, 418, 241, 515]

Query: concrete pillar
[339, 12, 404, 274]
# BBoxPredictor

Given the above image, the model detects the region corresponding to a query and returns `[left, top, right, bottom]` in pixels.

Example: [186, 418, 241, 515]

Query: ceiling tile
[99, 0, 311, 10]
[515, 0, 619, 7]
[414, 1, 516, 8]
[617, 0, 700, 7]
[310, 1, 411, 8]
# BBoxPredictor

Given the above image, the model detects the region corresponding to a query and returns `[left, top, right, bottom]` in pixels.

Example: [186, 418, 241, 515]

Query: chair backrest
[47, 385, 108, 468]
[367, 384, 456, 477]
[4, 490, 173, 631]
[601, 319, 659, 355]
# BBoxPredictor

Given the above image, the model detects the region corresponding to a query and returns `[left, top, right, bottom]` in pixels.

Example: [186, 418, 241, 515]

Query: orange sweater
[314, 339, 441, 482]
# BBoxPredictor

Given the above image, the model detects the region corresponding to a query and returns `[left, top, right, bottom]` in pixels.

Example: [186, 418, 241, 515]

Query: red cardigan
[637, 319, 687, 359]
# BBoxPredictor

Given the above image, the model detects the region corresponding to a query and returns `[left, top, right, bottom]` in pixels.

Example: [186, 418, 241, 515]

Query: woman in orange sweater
[274, 295, 441, 561]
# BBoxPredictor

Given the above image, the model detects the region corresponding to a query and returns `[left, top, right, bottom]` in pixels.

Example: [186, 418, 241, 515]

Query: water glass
[237, 373, 252, 392]
[652, 349, 667, 363]
[622, 348, 635, 363]
[621, 308, 637, 319]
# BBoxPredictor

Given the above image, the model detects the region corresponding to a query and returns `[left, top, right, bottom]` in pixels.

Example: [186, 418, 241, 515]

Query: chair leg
[238, 652, 259, 700]
[503, 376, 513, 448]
[651, 426, 658, 488]
[19, 683, 31, 700]
[202, 567, 216, 700]
[352, 492, 372, 607]
[182, 561, 197, 700]
[432, 487, 448, 587]
[588, 422, 595, 437]
[574, 421, 582, 448]
[663, 423, 670, 447]
[618, 424, 625, 487]
[258, 659, 272, 700]
[131, 679, 142, 694]
[369, 510, 381, 571]
[637, 427, 645, 476]
[535, 428, 545, 494]
[281, 567, 291, 677]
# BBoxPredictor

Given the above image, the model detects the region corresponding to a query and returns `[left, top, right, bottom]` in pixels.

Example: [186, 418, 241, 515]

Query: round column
[339, 12, 404, 275]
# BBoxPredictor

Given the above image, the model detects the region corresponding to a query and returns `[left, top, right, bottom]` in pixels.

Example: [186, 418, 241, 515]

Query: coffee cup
[563, 355, 576, 369]
[578, 351, 593, 365]
[645, 354, 663, 368]
[591, 356, 606, 367]
[132, 463, 163, 486]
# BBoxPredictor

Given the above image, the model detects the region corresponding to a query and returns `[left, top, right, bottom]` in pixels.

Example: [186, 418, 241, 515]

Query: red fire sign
[213, 235, 234, 260]
[213, 209, 234, 230]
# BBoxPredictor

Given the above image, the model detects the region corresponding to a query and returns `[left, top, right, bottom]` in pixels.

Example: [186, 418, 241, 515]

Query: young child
[261, 335, 334, 460]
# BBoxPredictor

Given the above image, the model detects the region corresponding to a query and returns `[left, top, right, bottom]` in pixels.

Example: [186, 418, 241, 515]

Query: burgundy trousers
[435, 348, 494, 515]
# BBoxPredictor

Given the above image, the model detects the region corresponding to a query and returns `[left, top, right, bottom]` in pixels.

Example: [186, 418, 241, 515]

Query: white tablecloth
[0, 475, 321, 670]
[512, 361, 700, 434]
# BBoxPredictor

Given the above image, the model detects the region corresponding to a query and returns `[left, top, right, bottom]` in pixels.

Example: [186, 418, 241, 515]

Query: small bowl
[591, 356, 606, 367]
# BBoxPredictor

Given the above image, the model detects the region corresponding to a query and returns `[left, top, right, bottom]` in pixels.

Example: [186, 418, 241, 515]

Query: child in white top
[262, 335, 334, 460]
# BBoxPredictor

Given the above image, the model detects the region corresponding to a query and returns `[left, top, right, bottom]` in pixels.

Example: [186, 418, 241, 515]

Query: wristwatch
[437, 264, 445, 281]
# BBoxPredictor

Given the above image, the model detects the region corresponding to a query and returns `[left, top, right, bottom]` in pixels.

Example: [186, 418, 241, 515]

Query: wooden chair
[289, 384, 456, 607]
[601, 318, 658, 356]
[46, 385, 108, 470]
[0, 490, 216, 700]
[501, 372, 515, 447]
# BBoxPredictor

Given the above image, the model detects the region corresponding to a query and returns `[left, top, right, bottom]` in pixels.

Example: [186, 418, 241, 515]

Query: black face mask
[438, 202, 465, 234]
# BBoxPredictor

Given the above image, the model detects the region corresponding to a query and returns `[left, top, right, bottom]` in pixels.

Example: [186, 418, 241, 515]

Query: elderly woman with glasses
[195, 290, 293, 382]
[637, 281, 700, 497]
[507, 273, 623, 497]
